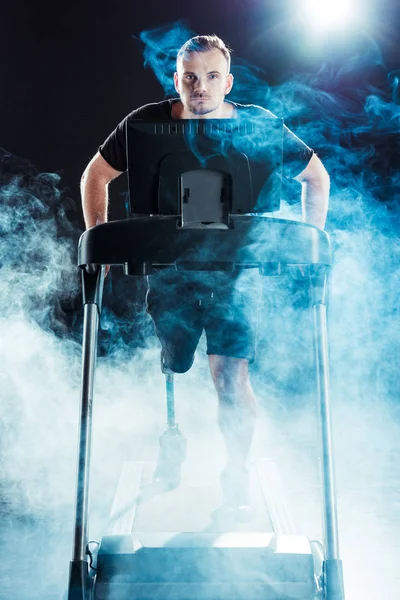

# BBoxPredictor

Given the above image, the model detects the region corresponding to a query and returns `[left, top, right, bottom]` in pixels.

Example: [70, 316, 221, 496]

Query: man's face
[174, 48, 233, 117]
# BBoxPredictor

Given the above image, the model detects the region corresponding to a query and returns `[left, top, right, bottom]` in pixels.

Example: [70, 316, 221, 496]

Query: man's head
[174, 35, 234, 117]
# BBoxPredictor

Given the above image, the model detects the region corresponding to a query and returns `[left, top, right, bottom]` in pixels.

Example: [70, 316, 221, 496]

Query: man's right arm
[80, 152, 123, 229]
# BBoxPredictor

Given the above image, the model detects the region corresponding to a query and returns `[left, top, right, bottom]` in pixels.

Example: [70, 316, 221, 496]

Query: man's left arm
[295, 153, 330, 230]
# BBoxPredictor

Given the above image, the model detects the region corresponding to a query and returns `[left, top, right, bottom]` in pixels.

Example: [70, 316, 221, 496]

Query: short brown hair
[177, 35, 231, 72]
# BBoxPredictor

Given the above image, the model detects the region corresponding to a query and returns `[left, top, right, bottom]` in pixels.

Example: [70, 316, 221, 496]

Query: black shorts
[146, 271, 260, 373]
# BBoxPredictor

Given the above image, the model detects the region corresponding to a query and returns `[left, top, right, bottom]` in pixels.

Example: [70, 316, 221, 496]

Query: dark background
[1, 0, 398, 226]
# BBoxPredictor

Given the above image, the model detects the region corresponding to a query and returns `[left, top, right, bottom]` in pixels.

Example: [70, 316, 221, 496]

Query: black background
[1, 0, 398, 226]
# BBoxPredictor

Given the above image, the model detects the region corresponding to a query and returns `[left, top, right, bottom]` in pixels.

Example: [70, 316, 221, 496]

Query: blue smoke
[0, 149, 160, 599]
[138, 21, 195, 97]
[0, 149, 80, 335]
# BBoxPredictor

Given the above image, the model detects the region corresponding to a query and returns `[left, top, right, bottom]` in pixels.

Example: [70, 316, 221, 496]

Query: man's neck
[171, 100, 236, 120]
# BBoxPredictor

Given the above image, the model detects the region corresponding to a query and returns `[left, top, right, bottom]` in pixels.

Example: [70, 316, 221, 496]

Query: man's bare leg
[208, 355, 256, 507]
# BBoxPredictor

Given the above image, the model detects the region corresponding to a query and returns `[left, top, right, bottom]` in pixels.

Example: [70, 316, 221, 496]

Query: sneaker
[220, 465, 255, 520]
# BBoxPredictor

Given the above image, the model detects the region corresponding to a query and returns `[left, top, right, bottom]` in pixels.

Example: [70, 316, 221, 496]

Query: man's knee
[209, 355, 250, 396]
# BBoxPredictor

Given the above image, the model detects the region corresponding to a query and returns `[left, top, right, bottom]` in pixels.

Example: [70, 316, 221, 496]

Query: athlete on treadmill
[80, 35, 330, 512]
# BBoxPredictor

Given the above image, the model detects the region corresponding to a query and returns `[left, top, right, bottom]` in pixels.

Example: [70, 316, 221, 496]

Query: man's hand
[295, 153, 330, 230]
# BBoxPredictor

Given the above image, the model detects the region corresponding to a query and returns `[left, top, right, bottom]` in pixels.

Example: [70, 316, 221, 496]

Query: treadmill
[67, 118, 345, 600]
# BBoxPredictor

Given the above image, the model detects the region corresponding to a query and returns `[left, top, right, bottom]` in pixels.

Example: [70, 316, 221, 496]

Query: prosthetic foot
[153, 425, 187, 490]
[154, 358, 187, 489]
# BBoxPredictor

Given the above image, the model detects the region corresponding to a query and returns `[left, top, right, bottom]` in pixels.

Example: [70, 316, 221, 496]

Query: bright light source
[300, 0, 358, 32]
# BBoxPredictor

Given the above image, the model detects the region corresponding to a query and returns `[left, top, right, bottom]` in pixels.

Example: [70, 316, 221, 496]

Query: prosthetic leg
[153, 363, 187, 488]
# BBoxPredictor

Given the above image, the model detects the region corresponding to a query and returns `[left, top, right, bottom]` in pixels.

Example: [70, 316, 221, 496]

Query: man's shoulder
[233, 101, 277, 120]
[125, 99, 173, 121]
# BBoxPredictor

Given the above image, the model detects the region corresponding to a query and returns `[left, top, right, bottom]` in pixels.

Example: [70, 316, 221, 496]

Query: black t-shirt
[99, 99, 313, 296]
[99, 99, 313, 179]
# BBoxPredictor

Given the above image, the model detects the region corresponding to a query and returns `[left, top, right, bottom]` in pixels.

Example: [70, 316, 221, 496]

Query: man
[81, 34, 330, 511]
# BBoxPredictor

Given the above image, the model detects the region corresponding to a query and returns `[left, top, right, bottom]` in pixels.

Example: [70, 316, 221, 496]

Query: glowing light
[300, 0, 358, 31]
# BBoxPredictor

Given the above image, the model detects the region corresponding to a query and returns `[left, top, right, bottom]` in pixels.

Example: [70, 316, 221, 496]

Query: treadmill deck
[93, 461, 316, 599]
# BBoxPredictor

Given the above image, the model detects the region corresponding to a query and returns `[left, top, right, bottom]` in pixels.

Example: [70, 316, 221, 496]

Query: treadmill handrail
[77, 215, 332, 270]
